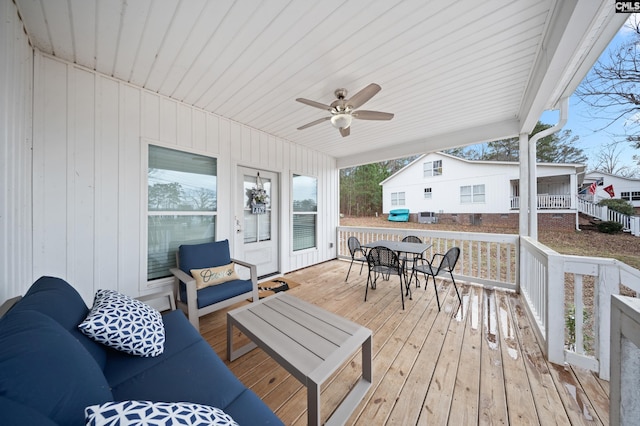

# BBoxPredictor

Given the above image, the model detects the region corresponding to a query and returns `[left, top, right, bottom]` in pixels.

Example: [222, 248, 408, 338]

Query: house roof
[585, 170, 640, 182]
[14, 0, 626, 168]
[380, 152, 586, 185]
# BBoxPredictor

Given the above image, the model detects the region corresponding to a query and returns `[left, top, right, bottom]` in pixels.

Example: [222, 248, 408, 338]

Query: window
[147, 145, 217, 280]
[423, 160, 442, 177]
[424, 188, 432, 199]
[460, 184, 485, 203]
[292, 174, 317, 251]
[391, 192, 405, 206]
[621, 191, 640, 201]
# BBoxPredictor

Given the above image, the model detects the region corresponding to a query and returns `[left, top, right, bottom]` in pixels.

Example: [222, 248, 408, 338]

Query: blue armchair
[170, 240, 259, 330]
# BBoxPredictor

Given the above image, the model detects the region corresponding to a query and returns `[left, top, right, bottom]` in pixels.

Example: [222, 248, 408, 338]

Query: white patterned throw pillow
[78, 289, 165, 357]
[85, 400, 239, 426]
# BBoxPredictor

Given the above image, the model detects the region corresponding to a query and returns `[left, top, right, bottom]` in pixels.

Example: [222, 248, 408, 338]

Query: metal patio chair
[345, 236, 367, 281]
[410, 247, 461, 311]
[365, 246, 410, 310]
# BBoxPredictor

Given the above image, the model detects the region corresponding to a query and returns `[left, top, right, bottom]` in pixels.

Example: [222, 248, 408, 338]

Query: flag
[588, 181, 597, 194]
[604, 184, 615, 198]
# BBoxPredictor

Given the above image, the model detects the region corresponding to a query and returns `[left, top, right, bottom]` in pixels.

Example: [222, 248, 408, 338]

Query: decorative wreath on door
[248, 172, 268, 214]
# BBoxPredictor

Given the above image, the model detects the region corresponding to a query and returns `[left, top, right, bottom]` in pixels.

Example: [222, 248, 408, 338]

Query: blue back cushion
[0, 311, 113, 425]
[178, 240, 232, 274]
[7, 276, 108, 368]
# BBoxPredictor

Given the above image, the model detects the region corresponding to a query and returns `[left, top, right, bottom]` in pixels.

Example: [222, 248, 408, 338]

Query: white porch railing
[520, 236, 640, 381]
[337, 226, 518, 291]
[577, 197, 640, 236]
[337, 226, 640, 382]
[510, 194, 572, 210]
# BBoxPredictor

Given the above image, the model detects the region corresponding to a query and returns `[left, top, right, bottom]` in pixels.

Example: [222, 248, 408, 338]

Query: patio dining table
[362, 240, 432, 287]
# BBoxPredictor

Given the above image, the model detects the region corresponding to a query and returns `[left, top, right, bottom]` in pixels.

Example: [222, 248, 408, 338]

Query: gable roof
[14, 0, 627, 167]
[380, 152, 586, 185]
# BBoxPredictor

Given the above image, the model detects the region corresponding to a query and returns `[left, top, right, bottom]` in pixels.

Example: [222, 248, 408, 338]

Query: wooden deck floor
[199, 260, 610, 425]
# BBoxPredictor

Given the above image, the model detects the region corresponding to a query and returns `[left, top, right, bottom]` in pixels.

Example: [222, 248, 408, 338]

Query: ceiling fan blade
[352, 110, 394, 120]
[297, 116, 330, 130]
[296, 98, 332, 111]
[346, 83, 381, 109]
[339, 126, 350, 137]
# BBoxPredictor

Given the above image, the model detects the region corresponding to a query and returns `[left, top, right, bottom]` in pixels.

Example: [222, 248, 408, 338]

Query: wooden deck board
[198, 259, 609, 425]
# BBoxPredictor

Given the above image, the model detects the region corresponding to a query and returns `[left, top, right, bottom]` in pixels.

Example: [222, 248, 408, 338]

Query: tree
[339, 156, 418, 216]
[592, 140, 639, 177]
[575, 16, 640, 156]
[447, 121, 586, 163]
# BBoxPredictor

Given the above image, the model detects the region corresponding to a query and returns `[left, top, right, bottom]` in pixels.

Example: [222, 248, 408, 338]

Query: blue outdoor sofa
[0, 276, 283, 425]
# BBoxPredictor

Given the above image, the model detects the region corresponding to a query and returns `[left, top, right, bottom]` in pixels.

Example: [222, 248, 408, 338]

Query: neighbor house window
[292, 174, 317, 251]
[423, 160, 442, 177]
[147, 145, 217, 280]
[460, 184, 485, 203]
[391, 192, 405, 206]
[424, 188, 432, 199]
[621, 191, 640, 201]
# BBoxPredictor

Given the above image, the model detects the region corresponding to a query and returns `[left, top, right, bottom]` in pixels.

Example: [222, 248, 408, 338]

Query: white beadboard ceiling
[15, 0, 626, 167]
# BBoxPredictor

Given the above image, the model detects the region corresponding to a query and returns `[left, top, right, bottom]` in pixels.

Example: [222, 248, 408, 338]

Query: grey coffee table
[227, 292, 372, 426]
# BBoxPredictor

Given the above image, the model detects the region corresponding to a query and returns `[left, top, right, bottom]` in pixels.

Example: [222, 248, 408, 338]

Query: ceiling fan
[296, 83, 394, 137]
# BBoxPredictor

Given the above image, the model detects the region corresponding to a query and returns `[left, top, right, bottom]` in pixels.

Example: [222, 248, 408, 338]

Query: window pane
[293, 175, 317, 212]
[148, 145, 217, 280]
[293, 214, 316, 251]
[292, 174, 317, 251]
[149, 146, 217, 212]
[433, 160, 442, 176]
[148, 215, 215, 280]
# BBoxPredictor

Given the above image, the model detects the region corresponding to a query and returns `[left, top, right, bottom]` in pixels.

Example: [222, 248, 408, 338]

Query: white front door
[235, 167, 279, 278]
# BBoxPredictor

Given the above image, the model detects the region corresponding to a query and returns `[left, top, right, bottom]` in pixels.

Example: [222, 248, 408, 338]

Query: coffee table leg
[308, 381, 321, 426]
[363, 335, 372, 383]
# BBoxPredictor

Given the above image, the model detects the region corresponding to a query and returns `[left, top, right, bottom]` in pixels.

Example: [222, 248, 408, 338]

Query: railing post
[598, 263, 619, 381]
[547, 251, 565, 365]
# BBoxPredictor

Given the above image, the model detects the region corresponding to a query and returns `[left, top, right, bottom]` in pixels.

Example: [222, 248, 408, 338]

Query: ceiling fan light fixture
[331, 113, 352, 129]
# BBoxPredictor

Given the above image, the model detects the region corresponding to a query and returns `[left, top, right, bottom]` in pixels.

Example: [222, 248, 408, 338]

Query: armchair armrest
[231, 258, 259, 302]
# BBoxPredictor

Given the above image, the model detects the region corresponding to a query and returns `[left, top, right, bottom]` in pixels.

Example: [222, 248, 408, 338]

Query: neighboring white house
[381, 152, 585, 228]
[582, 171, 640, 211]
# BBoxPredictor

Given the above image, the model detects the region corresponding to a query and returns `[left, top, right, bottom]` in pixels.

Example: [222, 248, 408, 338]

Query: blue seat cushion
[0, 397, 58, 426]
[224, 390, 285, 425]
[5, 276, 108, 368]
[0, 311, 113, 426]
[180, 278, 253, 309]
[179, 240, 232, 273]
[107, 310, 247, 410]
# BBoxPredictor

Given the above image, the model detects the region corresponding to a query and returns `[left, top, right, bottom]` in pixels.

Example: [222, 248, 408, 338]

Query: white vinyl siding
[31, 53, 338, 304]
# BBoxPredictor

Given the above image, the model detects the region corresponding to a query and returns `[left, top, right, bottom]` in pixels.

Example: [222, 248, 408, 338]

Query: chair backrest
[177, 240, 231, 275]
[347, 236, 362, 258]
[367, 246, 401, 271]
[402, 235, 422, 244]
[436, 247, 460, 274]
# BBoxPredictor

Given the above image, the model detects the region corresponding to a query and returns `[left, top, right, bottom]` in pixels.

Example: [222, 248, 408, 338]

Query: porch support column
[527, 97, 570, 241]
[518, 133, 530, 237]
[529, 135, 538, 240]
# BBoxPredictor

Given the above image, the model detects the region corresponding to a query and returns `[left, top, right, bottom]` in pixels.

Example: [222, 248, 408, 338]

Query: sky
[540, 14, 639, 172]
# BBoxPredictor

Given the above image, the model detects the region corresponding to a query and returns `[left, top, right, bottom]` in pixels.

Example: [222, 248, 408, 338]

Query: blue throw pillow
[79, 289, 165, 357]
[0, 311, 112, 425]
[85, 400, 239, 426]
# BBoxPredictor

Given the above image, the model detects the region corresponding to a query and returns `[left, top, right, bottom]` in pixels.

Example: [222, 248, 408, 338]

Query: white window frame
[460, 184, 485, 203]
[423, 160, 443, 177]
[424, 187, 432, 199]
[144, 142, 218, 287]
[291, 173, 318, 253]
[391, 191, 405, 206]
